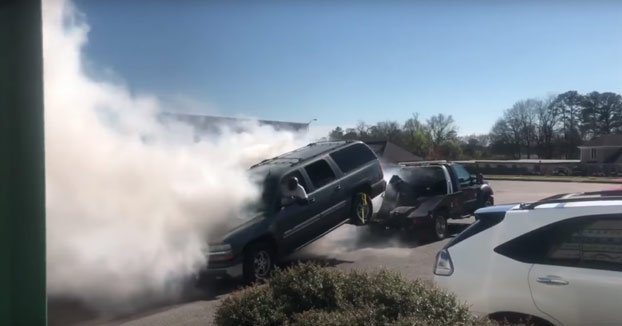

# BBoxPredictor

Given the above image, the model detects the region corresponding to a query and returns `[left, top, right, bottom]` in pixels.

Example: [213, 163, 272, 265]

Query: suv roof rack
[250, 140, 358, 169]
[520, 190, 622, 209]
[399, 160, 448, 166]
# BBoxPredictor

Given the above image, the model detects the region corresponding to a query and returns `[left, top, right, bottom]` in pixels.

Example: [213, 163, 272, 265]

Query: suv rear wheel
[243, 242, 275, 283]
[351, 192, 372, 225]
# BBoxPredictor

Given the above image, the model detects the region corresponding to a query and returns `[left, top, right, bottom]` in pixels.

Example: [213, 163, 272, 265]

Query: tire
[432, 213, 448, 241]
[475, 195, 494, 219]
[243, 242, 275, 283]
[483, 195, 494, 207]
[350, 192, 373, 226]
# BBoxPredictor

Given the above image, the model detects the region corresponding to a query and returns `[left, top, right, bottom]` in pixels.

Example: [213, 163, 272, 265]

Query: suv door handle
[536, 276, 569, 286]
[334, 185, 342, 191]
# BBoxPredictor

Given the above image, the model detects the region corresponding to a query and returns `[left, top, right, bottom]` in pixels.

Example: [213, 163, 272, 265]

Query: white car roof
[492, 196, 622, 246]
[535, 200, 622, 208]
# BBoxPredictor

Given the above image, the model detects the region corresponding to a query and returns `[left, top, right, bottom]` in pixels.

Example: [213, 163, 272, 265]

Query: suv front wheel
[243, 242, 275, 283]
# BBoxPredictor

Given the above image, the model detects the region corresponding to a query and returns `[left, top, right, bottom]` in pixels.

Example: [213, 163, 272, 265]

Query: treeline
[329, 113, 469, 160]
[491, 91, 622, 159]
[328, 90, 622, 160]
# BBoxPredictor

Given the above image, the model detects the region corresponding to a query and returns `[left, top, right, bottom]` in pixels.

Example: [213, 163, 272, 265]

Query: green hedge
[215, 263, 502, 326]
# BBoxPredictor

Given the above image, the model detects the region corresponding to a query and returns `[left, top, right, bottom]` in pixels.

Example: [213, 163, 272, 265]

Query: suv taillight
[434, 249, 454, 276]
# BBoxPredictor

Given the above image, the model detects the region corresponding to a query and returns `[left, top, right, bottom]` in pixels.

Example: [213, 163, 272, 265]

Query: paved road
[49, 181, 616, 326]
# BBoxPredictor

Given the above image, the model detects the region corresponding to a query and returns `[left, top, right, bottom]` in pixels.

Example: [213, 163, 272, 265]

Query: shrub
[291, 307, 379, 326]
[214, 286, 287, 326]
[215, 263, 503, 326]
[270, 262, 345, 315]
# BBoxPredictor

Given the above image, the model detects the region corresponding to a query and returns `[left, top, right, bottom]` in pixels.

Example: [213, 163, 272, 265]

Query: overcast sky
[75, 0, 622, 135]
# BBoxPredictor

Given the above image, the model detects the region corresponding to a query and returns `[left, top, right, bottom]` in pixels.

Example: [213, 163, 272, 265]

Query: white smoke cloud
[43, 0, 305, 313]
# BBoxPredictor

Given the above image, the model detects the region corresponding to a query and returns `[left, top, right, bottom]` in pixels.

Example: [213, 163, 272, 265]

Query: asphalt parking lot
[49, 180, 618, 326]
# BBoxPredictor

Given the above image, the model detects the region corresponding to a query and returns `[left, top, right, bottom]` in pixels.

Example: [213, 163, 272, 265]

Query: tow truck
[370, 161, 494, 240]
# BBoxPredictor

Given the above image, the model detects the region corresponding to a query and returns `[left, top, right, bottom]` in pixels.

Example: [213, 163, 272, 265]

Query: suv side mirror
[469, 174, 478, 185]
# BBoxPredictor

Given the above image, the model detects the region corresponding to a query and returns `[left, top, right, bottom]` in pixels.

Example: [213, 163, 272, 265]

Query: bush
[215, 263, 504, 326]
[214, 286, 288, 326]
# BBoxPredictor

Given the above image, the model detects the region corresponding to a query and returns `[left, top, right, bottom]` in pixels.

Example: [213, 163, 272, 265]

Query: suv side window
[495, 214, 622, 272]
[495, 219, 580, 266]
[452, 164, 471, 185]
[543, 221, 583, 266]
[304, 159, 336, 189]
[281, 170, 308, 192]
[329, 144, 376, 173]
[580, 217, 622, 272]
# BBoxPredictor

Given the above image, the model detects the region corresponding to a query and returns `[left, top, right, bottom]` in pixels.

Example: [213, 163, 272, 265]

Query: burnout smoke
[43, 0, 304, 313]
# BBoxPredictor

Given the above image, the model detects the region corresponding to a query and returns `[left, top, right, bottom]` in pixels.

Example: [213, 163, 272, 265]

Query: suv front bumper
[203, 256, 244, 279]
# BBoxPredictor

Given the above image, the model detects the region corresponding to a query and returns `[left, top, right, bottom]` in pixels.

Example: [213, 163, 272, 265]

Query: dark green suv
[205, 141, 386, 282]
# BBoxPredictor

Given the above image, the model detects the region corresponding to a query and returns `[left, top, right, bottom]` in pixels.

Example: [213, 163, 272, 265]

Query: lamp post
[305, 118, 317, 134]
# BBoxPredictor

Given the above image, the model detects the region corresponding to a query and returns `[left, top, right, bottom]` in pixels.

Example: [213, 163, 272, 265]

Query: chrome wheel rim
[253, 250, 271, 278]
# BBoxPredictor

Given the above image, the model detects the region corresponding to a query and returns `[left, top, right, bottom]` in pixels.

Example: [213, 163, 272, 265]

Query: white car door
[528, 216, 622, 326]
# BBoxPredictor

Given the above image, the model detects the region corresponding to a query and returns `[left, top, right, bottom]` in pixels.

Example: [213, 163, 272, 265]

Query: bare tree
[503, 107, 523, 158]
[427, 114, 458, 146]
[535, 96, 559, 159]
[368, 121, 403, 144]
[489, 118, 516, 158]
[553, 91, 583, 158]
[355, 121, 369, 139]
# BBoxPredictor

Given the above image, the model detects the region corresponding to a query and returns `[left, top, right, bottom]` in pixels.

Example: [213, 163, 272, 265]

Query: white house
[579, 135, 622, 163]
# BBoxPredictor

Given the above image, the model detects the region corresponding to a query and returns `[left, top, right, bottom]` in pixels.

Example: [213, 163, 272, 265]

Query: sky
[74, 0, 622, 135]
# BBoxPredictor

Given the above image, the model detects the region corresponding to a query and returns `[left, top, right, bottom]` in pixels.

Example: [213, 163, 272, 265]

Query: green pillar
[0, 0, 47, 325]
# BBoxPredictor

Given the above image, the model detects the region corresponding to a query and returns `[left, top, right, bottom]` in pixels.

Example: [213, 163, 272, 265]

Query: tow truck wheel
[350, 192, 373, 225]
[243, 242, 275, 283]
[476, 196, 494, 221]
[484, 196, 494, 207]
[433, 214, 448, 240]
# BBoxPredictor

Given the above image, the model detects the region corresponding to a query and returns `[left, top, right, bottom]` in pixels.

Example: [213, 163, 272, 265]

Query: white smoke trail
[42, 0, 305, 313]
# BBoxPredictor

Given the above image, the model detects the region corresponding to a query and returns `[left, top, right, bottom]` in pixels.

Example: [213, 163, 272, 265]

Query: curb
[486, 176, 622, 184]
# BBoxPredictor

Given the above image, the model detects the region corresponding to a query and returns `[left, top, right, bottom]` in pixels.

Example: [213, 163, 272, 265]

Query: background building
[579, 135, 622, 164]
[159, 112, 310, 136]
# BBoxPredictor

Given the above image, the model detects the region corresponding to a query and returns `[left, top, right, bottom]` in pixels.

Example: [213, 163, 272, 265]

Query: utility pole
[306, 118, 317, 133]
[0, 0, 47, 325]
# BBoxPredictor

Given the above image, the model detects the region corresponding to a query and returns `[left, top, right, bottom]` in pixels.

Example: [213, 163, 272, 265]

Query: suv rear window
[329, 144, 376, 173]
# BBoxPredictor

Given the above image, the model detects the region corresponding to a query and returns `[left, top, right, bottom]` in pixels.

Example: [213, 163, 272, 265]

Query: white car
[433, 190, 622, 326]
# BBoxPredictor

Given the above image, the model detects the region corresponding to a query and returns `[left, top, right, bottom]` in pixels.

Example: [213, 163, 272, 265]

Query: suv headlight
[208, 243, 232, 254]
[434, 249, 454, 276]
